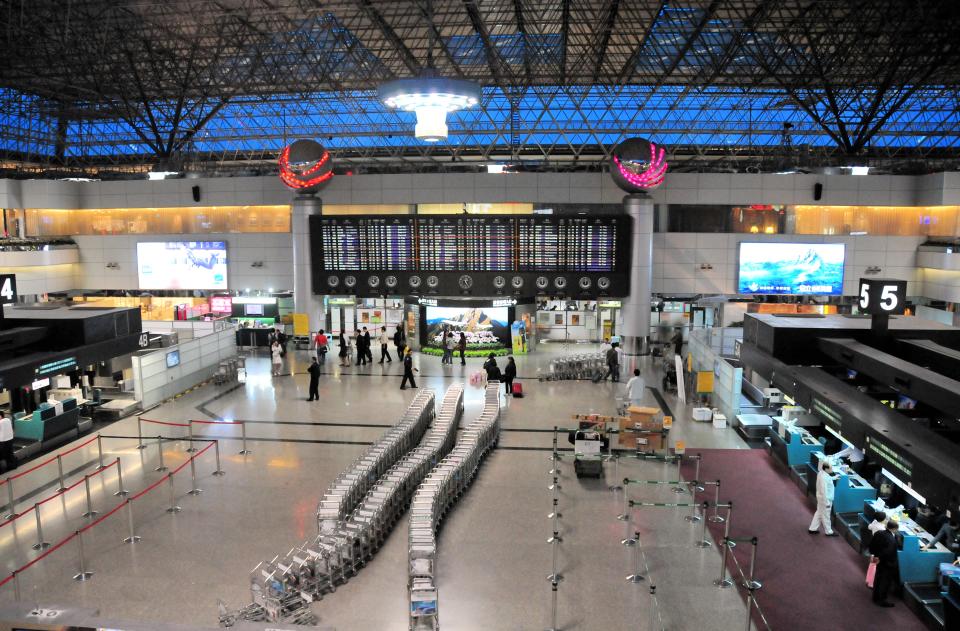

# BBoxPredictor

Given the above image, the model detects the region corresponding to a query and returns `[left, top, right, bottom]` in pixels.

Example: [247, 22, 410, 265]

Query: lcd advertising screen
[425, 306, 510, 351]
[137, 241, 228, 290]
[166, 350, 181, 369]
[737, 242, 845, 295]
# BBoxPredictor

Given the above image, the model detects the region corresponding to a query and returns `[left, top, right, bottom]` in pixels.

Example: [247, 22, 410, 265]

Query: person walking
[458, 332, 467, 365]
[338, 332, 351, 367]
[503, 356, 517, 396]
[362, 327, 373, 364]
[625, 368, 646, 406]
[270, 340, 283, 376]
[378, 326, 393, 363]
[354, 329, 366, 366]
[600, 342, 620, 382]
[400, 347, 419, 390]
[808, 459, 838, 536]
[394, 324, 406, 360]
[314, 329, 328, 363]
[869, 520, 902, 607]
[307, 357, 321, 401]
[0, 413, 15, 473]
[483, 353, 501, 382]
[443, 332, 456, 364]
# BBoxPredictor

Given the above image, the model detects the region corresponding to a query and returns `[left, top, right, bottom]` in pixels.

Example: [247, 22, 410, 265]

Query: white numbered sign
[0, 274, 16, 305]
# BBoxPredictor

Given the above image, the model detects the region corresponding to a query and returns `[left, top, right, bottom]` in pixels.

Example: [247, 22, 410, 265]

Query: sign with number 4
[0, 274, 16, 305]
[858, 278, 907, 315]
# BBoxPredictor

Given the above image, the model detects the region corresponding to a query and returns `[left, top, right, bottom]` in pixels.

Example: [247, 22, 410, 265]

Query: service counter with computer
[1, 302, 146, 471]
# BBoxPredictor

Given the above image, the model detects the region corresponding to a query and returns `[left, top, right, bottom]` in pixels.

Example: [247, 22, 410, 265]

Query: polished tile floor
[0, 344, 752, 630]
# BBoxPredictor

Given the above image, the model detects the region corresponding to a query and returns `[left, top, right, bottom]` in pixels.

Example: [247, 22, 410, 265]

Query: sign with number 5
[858, 278, 907, 315]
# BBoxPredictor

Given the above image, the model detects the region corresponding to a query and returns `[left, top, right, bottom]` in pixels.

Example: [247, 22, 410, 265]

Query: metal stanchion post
[608, 453, 622, 492]
[166, 473, 181, 513]
[617, 480, 630, 520]
[136, 416, 146, 449]
[709, 480, 725, 523]
[72, 530, 93, 581]
[626, 531, 645, 583]
[123, 499, 140, 544]
[620, 513, 637, 547]
[4, 477, 15, 520]
[714, 502, 735, 588]
[672, 453, 686, 493]
[186, 421, 197, 453]
[648, 585, 658, 630]
[82, 474, 98, 518]
[695, 502, 712, 548]
[155, 436, 167, 472]
[239, 422, 251, 455]
[547, 498, 562, 520]
[114, 457, 128, 496]
[547, 426, 560, 462]
[56, 455, 67, 492]
[685, 487, 702, 523]
[31, 503, 50, 550]
[96, 434, 105, 470]
[745, 590, 754, 631]
[691, 454, 704, 492]
[548, 476, 561, 492]
[745, 537, 762, 590]
[544, 579, 559, 631]
[187, 454, 202, 495]
[546, 529, 564, 582]
[212, 440, 225, 476]
[11, 571, 20, 601]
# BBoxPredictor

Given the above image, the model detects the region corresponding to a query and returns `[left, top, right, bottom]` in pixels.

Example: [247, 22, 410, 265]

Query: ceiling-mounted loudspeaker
[192, 185, 201, 202]
[813, 182, 823, 201]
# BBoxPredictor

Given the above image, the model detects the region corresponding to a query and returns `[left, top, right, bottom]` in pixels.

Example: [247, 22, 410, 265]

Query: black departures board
[311, 214, 631, 297]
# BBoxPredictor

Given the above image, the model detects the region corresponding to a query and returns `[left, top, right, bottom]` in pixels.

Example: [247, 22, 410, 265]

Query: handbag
[865, 558, 878, 588]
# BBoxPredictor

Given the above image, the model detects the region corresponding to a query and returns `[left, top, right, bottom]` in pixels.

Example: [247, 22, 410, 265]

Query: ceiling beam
[591, 0, 620, 83]
[358, 0, 422, 76]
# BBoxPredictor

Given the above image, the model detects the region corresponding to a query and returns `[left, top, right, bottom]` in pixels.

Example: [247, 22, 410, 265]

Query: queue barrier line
[0, 436, 220, 595]
[0, 435, 100, 484]
[1, 457, 118, 528]
[139, 419, 191, 427]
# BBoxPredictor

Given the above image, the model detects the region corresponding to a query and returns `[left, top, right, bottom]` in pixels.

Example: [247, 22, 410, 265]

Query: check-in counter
[769, 421, 823, 467]
[13, 399, 81, 446]
[809, 452, 877, 514]
[865, 499, 955, 584]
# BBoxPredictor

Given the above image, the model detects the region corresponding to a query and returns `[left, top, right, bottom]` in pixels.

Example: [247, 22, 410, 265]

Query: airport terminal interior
[2, 1, 960, 630]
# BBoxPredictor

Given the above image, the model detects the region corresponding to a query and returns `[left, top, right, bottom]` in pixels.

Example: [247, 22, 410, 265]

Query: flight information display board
[517, 216, 617, 272]
[316, 216, 415, 271]
[311, 214, 630, 296]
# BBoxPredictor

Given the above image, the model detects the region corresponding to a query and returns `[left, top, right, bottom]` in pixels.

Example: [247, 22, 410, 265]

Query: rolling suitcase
[511, 382, 524, 397]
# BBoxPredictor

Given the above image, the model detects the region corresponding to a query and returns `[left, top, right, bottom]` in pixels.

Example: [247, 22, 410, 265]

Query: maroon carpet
[681, 449, 925, 631]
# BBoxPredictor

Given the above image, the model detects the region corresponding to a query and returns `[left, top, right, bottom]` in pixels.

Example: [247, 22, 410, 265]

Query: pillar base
[620, 335, 648, 357]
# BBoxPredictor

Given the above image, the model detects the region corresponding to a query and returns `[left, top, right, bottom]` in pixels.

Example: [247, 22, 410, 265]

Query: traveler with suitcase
[503, 356, 517, 396]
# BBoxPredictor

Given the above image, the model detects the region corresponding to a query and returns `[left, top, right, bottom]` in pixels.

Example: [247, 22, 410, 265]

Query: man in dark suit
[868, 519, 902, 607]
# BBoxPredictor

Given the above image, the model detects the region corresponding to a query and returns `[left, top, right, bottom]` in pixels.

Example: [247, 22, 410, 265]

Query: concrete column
[620, 193, 654, 357]
[291, 194, 324, 332]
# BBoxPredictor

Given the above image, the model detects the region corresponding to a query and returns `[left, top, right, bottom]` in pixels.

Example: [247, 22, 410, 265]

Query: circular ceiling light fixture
[378, 72, 480, 142]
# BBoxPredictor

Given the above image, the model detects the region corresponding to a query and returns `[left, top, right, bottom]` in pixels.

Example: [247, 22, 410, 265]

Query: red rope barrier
[140, 419, 190, 428]
[2, 435, 99, 483]
[189, 419, 242, 425]
[2, 439, 217, 584]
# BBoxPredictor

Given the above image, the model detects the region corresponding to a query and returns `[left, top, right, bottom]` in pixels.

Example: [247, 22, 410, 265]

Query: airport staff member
[808, 459, 838, 536]
[833, 444, 865, 474]
[400, 347, 419, 390]
[0, 414, 14, 472]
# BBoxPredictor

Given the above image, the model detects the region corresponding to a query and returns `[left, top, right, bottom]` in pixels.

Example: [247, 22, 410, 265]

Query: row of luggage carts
[222, 388, 464, 627]
[542, 351, 606, 381]
[408, 382, 502, 630]
[214, 357, 244, 385]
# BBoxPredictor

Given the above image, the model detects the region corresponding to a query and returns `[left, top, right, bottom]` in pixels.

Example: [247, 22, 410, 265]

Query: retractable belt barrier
[0, 436, 220, 598]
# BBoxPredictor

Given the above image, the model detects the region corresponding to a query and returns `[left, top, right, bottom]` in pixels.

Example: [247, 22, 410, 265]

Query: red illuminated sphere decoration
[610, 138, 668, 193]
[278, 139, 333, 194]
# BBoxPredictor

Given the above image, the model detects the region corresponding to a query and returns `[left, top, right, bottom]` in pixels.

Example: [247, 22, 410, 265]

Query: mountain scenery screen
[137, 241, 228, 290]
[737, 242, 845, 295]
